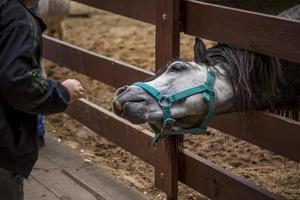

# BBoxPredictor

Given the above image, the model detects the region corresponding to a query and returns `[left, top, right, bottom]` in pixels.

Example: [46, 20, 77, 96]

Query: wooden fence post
[155, 0, 181, 199]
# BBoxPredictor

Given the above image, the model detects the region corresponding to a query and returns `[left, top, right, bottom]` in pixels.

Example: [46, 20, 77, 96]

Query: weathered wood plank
[183, 0, 300, 63]
[72, 0, 156, 24]
[24, 177, 60, 200]
[42, 36, 154, 88]
[31, 156, 99, 200]
[40, 137, 147, 200]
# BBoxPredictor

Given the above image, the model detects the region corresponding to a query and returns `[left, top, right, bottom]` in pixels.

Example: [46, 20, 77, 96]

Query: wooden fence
[42, 0, 300, 199]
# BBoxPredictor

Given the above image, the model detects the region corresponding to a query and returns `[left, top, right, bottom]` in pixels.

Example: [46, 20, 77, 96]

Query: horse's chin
[174, 116, 203, 128]
[120, 102, 148, 124]
[148, 116, 203, 130]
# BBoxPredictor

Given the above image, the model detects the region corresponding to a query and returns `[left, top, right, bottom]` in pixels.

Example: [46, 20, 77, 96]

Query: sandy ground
[43, 2, 300, 200]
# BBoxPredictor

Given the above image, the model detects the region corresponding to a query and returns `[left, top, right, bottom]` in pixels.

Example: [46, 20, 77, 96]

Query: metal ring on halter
[158, 95, 172, 107]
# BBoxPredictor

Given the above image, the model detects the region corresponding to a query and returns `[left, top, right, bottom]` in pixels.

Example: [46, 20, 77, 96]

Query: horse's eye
[169, 64, 187, 72]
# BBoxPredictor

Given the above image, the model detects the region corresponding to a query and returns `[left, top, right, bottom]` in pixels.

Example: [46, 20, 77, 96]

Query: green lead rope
[134, 68, 216, 145]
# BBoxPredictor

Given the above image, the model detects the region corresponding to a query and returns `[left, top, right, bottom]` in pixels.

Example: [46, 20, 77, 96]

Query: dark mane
[205, 44, 285, 110]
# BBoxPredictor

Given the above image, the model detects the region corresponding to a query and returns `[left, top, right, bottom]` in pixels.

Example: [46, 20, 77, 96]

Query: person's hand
[62, 79, 84, 103]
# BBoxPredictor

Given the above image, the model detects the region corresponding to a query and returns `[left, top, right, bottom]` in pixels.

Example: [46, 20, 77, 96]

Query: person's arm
[0, 13, 81, 114]
[0, 25, 70, 115]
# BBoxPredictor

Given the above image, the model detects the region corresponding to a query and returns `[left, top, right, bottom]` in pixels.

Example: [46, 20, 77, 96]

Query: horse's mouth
[113, 100, 150, 124]
[112, 99, 125, 116]
[113, 100, 142, 115]
[121, 101, 144, 117]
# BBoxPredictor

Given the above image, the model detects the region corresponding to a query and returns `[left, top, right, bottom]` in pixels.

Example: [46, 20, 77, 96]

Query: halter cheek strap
[134, 68, 216, 144]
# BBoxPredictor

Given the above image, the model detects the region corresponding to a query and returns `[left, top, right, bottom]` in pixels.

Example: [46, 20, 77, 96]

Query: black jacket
[0, 0, 69, 178]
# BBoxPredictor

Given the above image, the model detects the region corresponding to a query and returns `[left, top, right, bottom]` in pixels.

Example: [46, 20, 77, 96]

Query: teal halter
[134, 68, 216, 144]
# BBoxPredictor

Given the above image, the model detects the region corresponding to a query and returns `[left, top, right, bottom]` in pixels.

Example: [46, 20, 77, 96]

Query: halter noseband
[134, 68, 216, 144]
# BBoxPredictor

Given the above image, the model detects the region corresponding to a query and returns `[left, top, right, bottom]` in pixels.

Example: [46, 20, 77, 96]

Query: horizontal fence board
[72, 0, 156, 24]
[183, 0, 300, 63]
[211, 111, 300, 162]
[180, 150, 283, 200]
[66, 99, 283, 200]
[43, 36, 153, 88]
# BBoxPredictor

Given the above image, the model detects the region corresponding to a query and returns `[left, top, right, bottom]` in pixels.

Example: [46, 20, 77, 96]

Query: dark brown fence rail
[183, 0, 300, 63]
[42, 0, 300, 199]
[73, 0, 156, 24]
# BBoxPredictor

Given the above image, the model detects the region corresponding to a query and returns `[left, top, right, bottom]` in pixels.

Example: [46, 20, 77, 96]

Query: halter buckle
[158, 95, 172, 107]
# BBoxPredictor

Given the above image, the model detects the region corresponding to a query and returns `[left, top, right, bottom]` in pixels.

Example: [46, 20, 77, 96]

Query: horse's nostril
[116, 86, 129, 96]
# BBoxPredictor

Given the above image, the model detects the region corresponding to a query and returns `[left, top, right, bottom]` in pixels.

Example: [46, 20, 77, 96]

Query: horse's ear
[194, 37, 206, 64]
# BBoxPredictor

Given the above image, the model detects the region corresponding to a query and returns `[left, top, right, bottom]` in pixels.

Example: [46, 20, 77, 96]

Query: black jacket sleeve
[0, 0, 69, 115]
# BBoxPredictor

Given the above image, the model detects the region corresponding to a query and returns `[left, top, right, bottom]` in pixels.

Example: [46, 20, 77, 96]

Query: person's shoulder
[0, 0, 19, 8]
[0, 0, 7, 8]
[0, 0, 31, 33]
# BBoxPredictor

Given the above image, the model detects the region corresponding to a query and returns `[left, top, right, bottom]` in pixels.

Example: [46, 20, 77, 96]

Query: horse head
[112, 38, 235, 131]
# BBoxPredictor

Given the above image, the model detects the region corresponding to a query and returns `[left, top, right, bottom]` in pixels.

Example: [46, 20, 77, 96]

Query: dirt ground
[43, 2, 300, 200]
